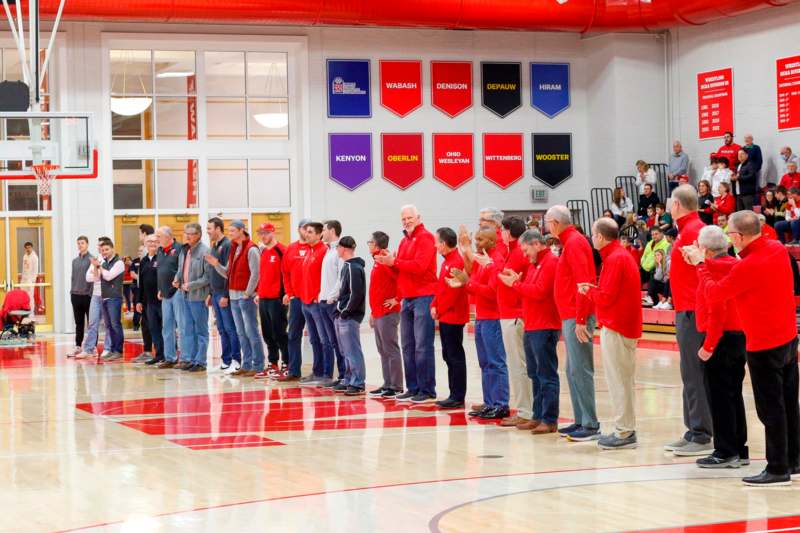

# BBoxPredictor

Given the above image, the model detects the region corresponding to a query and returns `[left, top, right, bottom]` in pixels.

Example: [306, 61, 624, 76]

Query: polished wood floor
[0, 330, 798, 532]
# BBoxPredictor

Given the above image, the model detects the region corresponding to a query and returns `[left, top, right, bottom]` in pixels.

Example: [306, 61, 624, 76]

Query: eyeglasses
[726, 230, 742, 236]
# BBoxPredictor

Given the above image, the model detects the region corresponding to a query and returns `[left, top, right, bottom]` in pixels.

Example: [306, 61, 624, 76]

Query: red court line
[634, 514, 800, 533]
[168, 435, 285, 450]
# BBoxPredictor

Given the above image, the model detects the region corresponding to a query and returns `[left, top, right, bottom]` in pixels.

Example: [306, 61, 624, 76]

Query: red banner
[483, 133, 523, 189]
[697, 68, 734, 140]
[431, 61, 473, 118]
[381, 133, 424, 189]
[379, 60, 422, 117]
[186, 75, 198, 207]
[433, 133, 473, 189]
[777, 55, 800, 131]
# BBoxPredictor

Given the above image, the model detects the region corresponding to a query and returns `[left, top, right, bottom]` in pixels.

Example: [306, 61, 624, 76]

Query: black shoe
[178, 361, 193, 370]
[396, 391, 416, 402]
[368, 387, 386, 397]
[742, 469, 792, 487]
[182, 363, 197, 371]
[144, 357, 164, 366]
[380, 389, 399, 399]
[410, 393, 436, 404]
[479, 407, 511, 420]
[696, 454, 740, 469]
[435, 398, 465, 409]
[189, 365, 206, 373]
[333, 383, 348, 393]
[468, 406, 490, 417]
[344, 386, 365, 396]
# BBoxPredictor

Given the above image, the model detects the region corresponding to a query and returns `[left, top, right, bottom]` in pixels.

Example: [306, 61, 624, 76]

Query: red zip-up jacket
[586, 240, 642, 340]
[257, 242, 286, 299]
[299, 241, 327, 305]
[282, 240, 309, 299]
[670, 211, 705, 312]
[431, 249, 469, 325]
[695, 254, 743, 353]
[394, 223, 437, 299]
[495, 239, 528, 319]
[466, 246, 504, 320]
[554, 226, 595, 323]
[513, 248, 560, 331]
[698, 236, 797, 352]
[495, 228, 509, 260]
[717, 142, 741, 170]
[369, 251, 401, 319]
[713, 193, 735, 224]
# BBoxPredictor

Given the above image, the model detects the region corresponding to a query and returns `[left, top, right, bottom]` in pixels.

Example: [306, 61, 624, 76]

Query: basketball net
[32, 163, 58, 210]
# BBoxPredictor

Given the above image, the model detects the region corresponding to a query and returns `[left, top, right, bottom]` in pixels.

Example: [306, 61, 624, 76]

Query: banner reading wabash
[327, 59, 371, 118]
[530, 63, 570, 118]
[329, 133, 372, 190]
[382, 133, 424, 190]
[431, 61, 473, 118]
[433, 133, 474, 189]
[379, 60, 422, 118]
[483, 133, 524, 189]
[532, 133, 572, 189]
[481, 62, 521, 118]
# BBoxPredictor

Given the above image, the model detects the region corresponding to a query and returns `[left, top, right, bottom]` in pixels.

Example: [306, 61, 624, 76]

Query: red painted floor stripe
[168, 434, 285, 450]
[634, 514, 800, 533]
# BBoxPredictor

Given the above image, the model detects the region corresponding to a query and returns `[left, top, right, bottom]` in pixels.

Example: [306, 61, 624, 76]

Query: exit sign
[530, 187, 548, 203]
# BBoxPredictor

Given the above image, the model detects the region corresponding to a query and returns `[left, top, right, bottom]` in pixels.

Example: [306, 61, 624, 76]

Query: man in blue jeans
[297, 222, 330, 384]
[175, 223, 212, 372]
[333, 237, 367, 395]
[279, 218, 311, 382]
[77, 237, 108, 358]
[374, 205, 438, 403]
[155, 227, 185, 369]
[317, 220, 345, 388]
[205, 217, 241, 373]
[93, 239, 125, 362]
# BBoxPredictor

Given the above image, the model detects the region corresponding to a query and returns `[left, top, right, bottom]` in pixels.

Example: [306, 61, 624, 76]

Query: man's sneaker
[742, 469, 792, 487]
[145, 357, 164, 366]
[300, 374, 323, 384]
[223, 360, 242, 374]
[75, 352, 96, 360]
[598, 433, 638, 450]
[320, 379, 340, 389]
[177, 361, 193, 370]
[344, 386, 365, 396]
[380, 389, 399, 399]
[410, 394, 436, 404]
[661, 301, 674, 310]
[333, 383, 349, 393]
[368, 387, 386, 398]
[436, 398, 465, 409]
[663, 438, 689, 451]
[254, 370, 271, 380]
[278, 374, 301, 382]
[479, 407, 511, 420]
[396, 391, 416, 402]
[696, 454, 740, 469]
[673, 441, 714, 457]
[566, 427, 601, 442]
[133, 352, 152, 363]
[189, 365, 206, 373]
[100, 350, 110, 358]
[468, 406, 490, 417]
[182, 363, 197, 372]
[100, 351, 114, 361]
[642, 296, 654, 307]
[265, 364, 281, 377]
[558, 423, 582, 437]
[105, 352, 123, 362]
[157, 360, 177, 369]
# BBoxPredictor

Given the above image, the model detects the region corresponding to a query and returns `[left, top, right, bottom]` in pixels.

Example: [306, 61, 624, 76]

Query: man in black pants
[132, 224, 155, 363]
[255, 223, 289, 379]
[68, 235, 93, 357]
[139, 234, 164, 365]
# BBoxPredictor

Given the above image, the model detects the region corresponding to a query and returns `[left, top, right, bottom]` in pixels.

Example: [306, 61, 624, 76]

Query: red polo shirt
[257, 243, 286, 299]
[394, 224, 437, 299]
[282, 240, 309, 299]
[369, 251, 400, 319]
[513, 248, 560, 331]
[495, 239, 528, 319]
[586, 240, 642, 339]
[554, 226, 595, 323]
[466, 246, 504, 320]
[431, 249, 469, 325]
[670, 211, 705, 312]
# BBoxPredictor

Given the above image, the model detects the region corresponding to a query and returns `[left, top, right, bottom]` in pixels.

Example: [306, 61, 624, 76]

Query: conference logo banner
[530, 62, 570, 118]
[329, 133, 372, 190]
[433, 133, 474, 189]
[379, 60, 422, 118]
[327, 59, 371, 118]
[382, 133, 424, 190]
[481, 62, 521, 118]
[532, 133, 572, 189]
[431, 61, 473, 118]
[483, 133, 524, 189]
[696, 67, 734, 140]
[777, 55, 800, 131]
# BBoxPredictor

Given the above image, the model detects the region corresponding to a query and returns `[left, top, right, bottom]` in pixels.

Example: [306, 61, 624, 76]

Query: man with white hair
[668, 140, 690, 190]
[174, 222, 212, 372]
[155, 226, 185, 369]
[780, 146, 799, 176]
[742, 133, 763, 174]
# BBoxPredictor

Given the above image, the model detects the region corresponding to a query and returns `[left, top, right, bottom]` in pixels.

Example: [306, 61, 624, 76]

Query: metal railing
[566, 199, 591, 232]
[590, 187, 613, 221]
[615, 175, 639, 212]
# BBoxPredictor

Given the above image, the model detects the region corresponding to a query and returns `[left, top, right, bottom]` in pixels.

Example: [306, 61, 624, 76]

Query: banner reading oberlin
[532, 133, 572, 189]
[431, 61, 473, 118]
[433, 133, 474, 189]
[327, 59, 371, 118]
[379, 60, 422, 118]
[530, 62, 570, 118]
[696, 67, 734, 140]
[329, 133, 373, 190]
[381, 133, 424, 190]
[481, 62, 521, 118]
[483, 133, 523, 189]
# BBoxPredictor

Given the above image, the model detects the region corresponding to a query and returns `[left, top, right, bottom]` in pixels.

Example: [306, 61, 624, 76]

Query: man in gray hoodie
[174, 223, 212, 372]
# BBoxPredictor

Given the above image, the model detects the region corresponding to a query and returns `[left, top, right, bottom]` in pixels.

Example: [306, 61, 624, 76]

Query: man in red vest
[255, 223, 288, 380]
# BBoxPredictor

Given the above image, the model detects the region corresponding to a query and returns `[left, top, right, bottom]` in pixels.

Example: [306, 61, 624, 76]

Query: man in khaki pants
[578, 218, 643, 449]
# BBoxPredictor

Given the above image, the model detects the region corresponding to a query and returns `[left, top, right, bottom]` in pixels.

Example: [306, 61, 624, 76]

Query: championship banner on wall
[481, 62, 521, 118]
[329, 133, 372, 190]
[532, 133, 572, 189]
[431, 61, 473, 118]
[327, 59, 371, 118]
[696, 67, 734, 140]
[379, 60, 422, 118]
[530, 62, 570, 118]
[381, 133, 424, 190]
[433, 133, 474, 189]
[777, 55, 800, 131]
[483, 133, 523, 189]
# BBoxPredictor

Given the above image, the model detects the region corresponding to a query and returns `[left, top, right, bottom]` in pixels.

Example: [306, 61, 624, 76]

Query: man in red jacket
[666, 185, 713, 457]
[683, 210, 800, 487]
[375, 205, 438, 403]
[578, 218, 642, 450]
[367, 231, 403, 399]
[717, 131, 742, 171]
[431, 227, 469, 409]
[255, 223, 288, 380]
[298, 222, 329, 384]
[545, 205, 599, 441]
[279, 218, 310, 382]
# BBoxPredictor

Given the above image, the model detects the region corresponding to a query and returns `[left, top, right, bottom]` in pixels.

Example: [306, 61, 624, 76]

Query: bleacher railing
[590, 187, 613, 221]
[566, 199, 591, 232]
[651, 163, 670, 204]
[615, 175, 638, 211]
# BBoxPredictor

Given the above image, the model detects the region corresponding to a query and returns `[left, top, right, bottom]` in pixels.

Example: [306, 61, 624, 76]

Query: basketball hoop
[32, 163, 58, 209]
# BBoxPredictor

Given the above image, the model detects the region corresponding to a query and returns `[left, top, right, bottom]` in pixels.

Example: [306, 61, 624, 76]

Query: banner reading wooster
[433, 133, 474, 189]
[327, 59, 371, 118]
[431, 61, 473, 118]
[380, 60, 422, 118]
[532, 133, 572, 189]
[481, 62, 521, 118]
[329, 133, 372, 190]
[483, 133, 523, 189]
[382, 133, 424, 190]
[530, 63, 570, 118]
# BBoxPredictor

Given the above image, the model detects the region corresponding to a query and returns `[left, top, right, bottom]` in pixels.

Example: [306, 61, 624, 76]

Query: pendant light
[253, 60, 288, 129]
[110, 51, 152, 116]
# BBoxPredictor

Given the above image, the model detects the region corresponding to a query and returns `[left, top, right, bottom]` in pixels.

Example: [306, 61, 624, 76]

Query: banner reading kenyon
[481, 62, 521, 118]
[329, 133, 372, 190]
[532, 133, 572, 189]
[327, 59, 371, 118]
[530, 63, 570, 118]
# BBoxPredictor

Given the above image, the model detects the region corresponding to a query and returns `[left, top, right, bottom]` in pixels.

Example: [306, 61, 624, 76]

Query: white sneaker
[642, 296, 654, 307]
[224, 360, 241, 374]
[661, 302, 673, 310]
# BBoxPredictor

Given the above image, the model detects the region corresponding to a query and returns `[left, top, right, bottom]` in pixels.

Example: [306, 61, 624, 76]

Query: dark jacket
[335, 257, 366, 323]
[637, 192, 660, 217]
[156, 239, 182, 299]
[137, 253, 159, 306]
[209, 236, 232, 297]
[743, 143, 763, 172]
[70, 252, 94, 295]
[735, 160, 758, 196]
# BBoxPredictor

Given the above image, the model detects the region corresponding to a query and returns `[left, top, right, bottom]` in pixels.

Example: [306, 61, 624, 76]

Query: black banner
[532, 133, 572, 188]
[481, 62, 521, 118]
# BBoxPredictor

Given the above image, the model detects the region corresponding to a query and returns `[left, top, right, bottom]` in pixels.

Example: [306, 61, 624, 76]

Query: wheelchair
[0, 310, 36, 342]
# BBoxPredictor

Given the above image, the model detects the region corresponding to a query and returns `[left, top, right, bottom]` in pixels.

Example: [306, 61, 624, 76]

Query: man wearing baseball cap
[255, 222, 289, 379]
[280, 218, 312, 381]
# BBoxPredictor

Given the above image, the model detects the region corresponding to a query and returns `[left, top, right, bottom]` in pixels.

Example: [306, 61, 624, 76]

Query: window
[112, 158, 198, 210]
[207, 159, 290, 209]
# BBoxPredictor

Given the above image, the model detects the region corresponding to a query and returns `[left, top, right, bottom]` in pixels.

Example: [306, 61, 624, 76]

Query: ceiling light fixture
[110, 96, 153, 116]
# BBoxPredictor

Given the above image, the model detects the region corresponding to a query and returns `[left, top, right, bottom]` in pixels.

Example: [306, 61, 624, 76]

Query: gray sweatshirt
[174, 241, 212, 301]
[71, 252, 94, 295]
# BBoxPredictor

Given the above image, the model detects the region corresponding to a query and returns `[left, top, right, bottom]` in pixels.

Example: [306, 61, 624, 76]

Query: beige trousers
[600, 327, 638, 437]
[501, 318, 532, 419]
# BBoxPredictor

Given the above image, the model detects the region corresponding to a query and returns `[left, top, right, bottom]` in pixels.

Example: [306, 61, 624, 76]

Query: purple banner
[329, 133, 373, 190]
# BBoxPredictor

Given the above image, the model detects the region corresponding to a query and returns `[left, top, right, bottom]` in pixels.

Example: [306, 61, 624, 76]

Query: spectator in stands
[716, 131, 741, 170]
[645, 206, 657, 229]
[779, 161, 800, 190]
[761, 189, 780, 227]
[711, 158, 732, 198]
[711, 182, 735, 225]
[620, 235, 642, 265]
[640, 227, 670, 305]
[636, 160, 657, 195]
[610, 187, 634, 227]
[775, 186, 789, 224]
[655, 203, 673, 232]
[780, 146, 799, 175]
[650, 249, 672, 310]
[775, 187, 800, 244]
[697, 180, 715, 225]
[668, 141, 690, 192]
[701, 155, 718, 189]
[733, 149, 758, 212]
[742, 133, 763, 175]
[602, 209, 614, 219]
[716, 213, 729, 232]
[620, 214, 640, 244]
[759, 214, 778, 241]
[526, 216, 541, 230]
[638, 183, 659, 218]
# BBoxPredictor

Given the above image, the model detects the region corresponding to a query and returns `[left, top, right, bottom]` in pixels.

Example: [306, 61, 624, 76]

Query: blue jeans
[524, 329, 561, 424]
[100, 297, 124, 354]
[302, 302, 334, 378]
[400, 295, 436, 396]
[335, 317, 365, 388]
[287, 297, 306, 377]
[475, 319, 510, 408]
[81, 295, 103, 352]
[775, 219, 800, 243]
[320, 302, 346, 378]
[212, 294, 240, 365]
[183, 299, 210, 367]
[562, 317, 598, 429]
[161, 291, 184, 363]
[230, 297, 265, 371]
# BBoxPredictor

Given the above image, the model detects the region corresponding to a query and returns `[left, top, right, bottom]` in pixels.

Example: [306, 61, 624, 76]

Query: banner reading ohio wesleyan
[532, 133, 572, 189]
[433, 133, 474, 189]
[379, 60, 422, 118]
[481, 62, 521, 118]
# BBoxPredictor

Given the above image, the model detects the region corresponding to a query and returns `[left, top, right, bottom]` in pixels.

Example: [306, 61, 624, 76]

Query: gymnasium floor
[1, 330, 798, 533]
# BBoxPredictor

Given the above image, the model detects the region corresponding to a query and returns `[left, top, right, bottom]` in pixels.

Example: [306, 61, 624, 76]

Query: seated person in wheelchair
[1, 288, 32, 329]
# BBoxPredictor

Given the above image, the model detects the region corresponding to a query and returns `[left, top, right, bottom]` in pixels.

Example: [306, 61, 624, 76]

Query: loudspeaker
[0, 81, 30, 111]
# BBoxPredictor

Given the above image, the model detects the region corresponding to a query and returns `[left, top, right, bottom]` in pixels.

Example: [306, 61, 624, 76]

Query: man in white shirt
[21, 242, 39, 310]
[317, 220, 345, 388]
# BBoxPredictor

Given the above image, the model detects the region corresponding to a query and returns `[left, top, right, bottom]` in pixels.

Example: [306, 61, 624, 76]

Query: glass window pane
[207, 97, 245, 140]
[157, 159, 198, 209]
[247, 52, 287, 96]
[113, 159, 154, 209]
[7, 180, 39, 211]
[111, 107, 154, 140]
[3, 48, 23, 82]
[205, 51, 245, 96]
[110, 50, 152, 95]
[249, 160, 290, 208]
[208, 159, 247, 209]
[155, 51, 196, 94]
[155, 97, 193, 140]
[248, 98, 288, 140]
